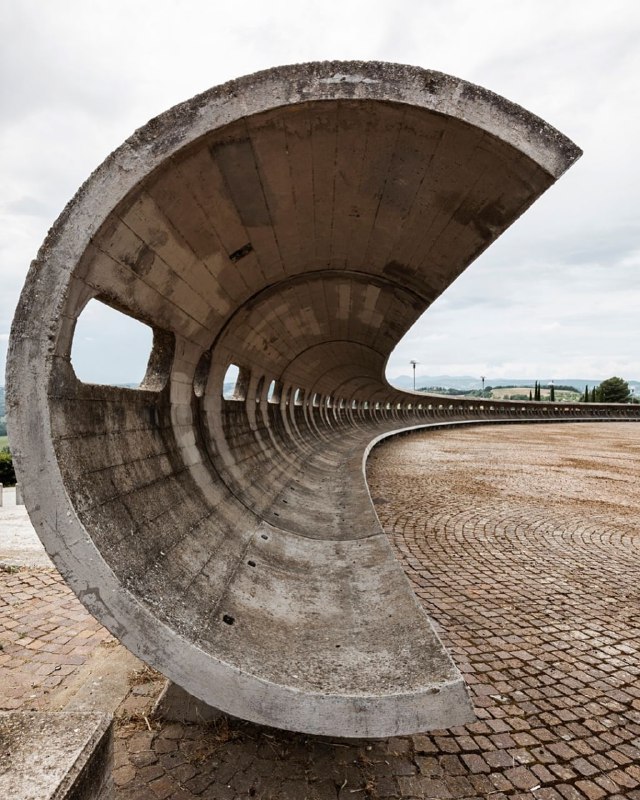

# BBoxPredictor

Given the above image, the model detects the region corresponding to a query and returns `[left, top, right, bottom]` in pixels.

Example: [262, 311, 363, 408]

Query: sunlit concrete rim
[6, 61, 600, 738]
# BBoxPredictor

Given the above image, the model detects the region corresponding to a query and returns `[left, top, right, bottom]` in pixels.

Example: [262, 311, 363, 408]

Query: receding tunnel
[7, 61, 605, 737]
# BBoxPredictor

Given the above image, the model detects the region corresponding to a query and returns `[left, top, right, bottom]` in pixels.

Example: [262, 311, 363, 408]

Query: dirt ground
[2, 422, 640, 799]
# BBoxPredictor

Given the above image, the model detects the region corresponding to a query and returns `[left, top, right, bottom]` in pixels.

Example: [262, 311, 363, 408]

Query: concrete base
[0, 711, 113, 800]
[151, 681, 223, 724]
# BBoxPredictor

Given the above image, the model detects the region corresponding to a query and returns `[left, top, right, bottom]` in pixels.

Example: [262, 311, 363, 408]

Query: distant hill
[390, 375, 640, 394]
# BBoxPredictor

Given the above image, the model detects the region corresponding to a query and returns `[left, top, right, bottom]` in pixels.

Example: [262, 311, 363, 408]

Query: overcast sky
[2, 0, 639, 386]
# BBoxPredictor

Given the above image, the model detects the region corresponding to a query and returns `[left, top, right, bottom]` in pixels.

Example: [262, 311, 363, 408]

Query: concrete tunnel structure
[8, 61, 640, 738]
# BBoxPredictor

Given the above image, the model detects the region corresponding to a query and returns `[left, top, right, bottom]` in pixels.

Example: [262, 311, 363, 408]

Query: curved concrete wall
[7, 62, 638, 737]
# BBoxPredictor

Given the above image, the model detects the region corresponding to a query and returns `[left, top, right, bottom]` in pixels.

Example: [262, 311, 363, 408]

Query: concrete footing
[152, 681, 223, 724]
[0, 711, 113, 800]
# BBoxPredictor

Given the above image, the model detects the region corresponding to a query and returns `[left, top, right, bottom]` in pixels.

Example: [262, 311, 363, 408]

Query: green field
[0, 435, 9, 450]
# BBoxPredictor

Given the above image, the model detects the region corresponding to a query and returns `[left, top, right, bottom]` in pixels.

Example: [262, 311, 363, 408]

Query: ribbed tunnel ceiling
[8, 63, 587, 737]
[81, 97, 556, 393]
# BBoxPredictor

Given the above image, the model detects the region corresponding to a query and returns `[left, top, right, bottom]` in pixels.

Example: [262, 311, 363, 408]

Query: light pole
[410, 360, 418, 392]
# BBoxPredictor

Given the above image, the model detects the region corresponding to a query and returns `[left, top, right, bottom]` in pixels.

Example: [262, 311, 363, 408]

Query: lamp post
[410, 360, 418, 392]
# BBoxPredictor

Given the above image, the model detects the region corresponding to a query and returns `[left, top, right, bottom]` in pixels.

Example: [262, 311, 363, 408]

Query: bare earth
[1, 422, 640, 799]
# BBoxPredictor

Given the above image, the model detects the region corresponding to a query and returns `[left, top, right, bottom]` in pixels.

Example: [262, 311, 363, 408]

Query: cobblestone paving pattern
[0, 569, 114, 710]
[2, 422, 640, 798]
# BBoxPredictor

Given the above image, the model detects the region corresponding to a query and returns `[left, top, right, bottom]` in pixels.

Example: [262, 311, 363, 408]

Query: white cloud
[3, 0, 640, 385]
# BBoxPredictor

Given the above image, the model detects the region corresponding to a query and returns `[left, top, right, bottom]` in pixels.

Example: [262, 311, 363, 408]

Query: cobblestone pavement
[2, 422, 640, 798]
[0, 568, 113, 710]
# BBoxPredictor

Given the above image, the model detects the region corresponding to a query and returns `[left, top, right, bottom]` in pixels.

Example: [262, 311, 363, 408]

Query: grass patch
[0, 564, 21, 574]
[0, 435, 8, 450]
[127, 663, 162, 686]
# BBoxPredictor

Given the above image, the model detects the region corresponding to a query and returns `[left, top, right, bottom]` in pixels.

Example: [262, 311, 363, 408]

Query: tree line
[581, 376, 635, 403]
[532, 376, 635, 403]
[419, 377, 636, 404]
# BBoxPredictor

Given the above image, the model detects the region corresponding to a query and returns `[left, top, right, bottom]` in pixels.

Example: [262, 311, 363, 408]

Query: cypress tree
[584, 385, 589, 402]
[529, 390, 532, 401]
[591, 387, 596, 402]
[550, 384, 555, 402]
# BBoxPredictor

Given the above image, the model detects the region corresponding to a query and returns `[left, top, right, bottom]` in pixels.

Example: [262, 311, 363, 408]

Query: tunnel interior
[8, 63, 593, 736]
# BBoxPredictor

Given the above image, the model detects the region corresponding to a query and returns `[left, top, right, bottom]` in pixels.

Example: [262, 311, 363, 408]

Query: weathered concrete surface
[152, 682, 222, 725]
[0, 711, 113, 800]
[7, 61, 638, 737]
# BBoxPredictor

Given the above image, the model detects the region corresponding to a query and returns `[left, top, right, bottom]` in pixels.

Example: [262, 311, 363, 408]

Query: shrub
[597, 376, 630, 403]
[0, 450, 16, 486]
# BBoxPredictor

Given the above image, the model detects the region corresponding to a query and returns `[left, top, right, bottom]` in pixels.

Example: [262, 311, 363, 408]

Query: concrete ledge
[0, 712, 113, 800]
